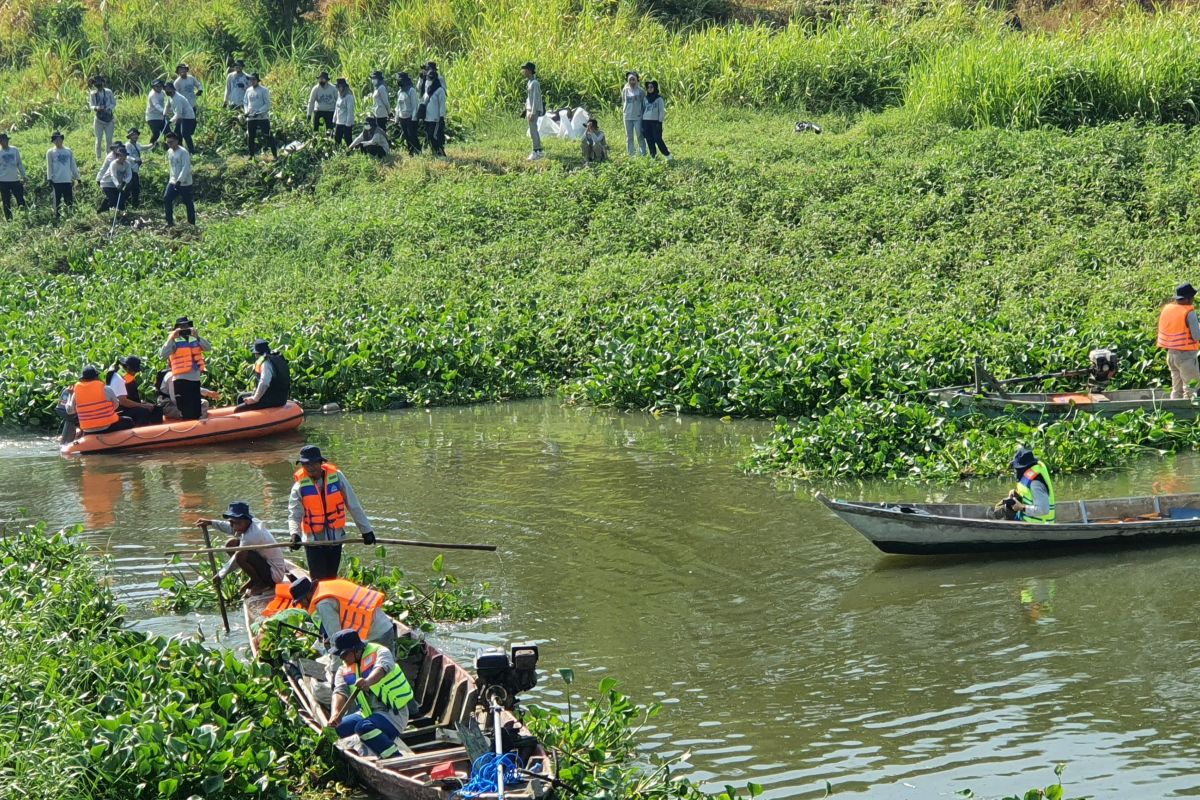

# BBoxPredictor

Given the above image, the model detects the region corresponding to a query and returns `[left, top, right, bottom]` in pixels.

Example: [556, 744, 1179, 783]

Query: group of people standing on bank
[61, 316, 290, 438]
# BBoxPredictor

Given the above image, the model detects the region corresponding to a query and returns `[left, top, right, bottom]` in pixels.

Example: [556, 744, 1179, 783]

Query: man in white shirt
[88, 75, 118, 159]
[243, 73, 277, 157]
[46, 131, 81, 220]
[522, 62, 544, 161]
[224, 59, 248, 109]
[197, 501, 289, 595]
[308, 71, 338, 134]
[333, 78, 355, 147]
[173, 64, 203, 149]
[163, 131, 195, 226]
[97, 146, 133, 212]
[163, 84, 196, 152]
[368, 70, 389, 129]
[145, 79, 168, 145]
[0, 132, 27, 221]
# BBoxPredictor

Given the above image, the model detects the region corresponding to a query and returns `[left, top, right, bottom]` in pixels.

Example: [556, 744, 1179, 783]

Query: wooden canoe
[244, 575, 554, 800]
[61, 402, 304, 455]
[816, 491, 1200, 555]
[933, 388, 1199, 421]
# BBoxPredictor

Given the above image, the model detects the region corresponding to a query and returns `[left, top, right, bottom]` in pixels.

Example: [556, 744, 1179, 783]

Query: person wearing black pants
[46, 131, 81, 220]
[333, 78, 355, 147]
[641, 80, 671, 160]
[308, 71, 337, 134]
[163, 132, 196, 226]
[0, 133, 27, 221]
[243, 73, 278, 158]
[160, 316, 211, 420]
[288, 445, 377, 580]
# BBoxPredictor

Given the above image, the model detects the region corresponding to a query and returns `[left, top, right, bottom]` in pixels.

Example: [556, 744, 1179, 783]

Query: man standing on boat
[1157, 282, 1200, 399]
[288, 445, 376, 579]
[197, 501, 288, 595]
[327, 628, 413, 759]
[160, 316, 210, 419]
[1000, 447, 1055, 523]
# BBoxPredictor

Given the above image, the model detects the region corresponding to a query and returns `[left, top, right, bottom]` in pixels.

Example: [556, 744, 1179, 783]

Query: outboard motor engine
[1088, 348, 1119, 390]
[474, 642, 539, 710]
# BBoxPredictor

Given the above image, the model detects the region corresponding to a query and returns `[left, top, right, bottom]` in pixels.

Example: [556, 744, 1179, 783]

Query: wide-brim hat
[0, 133, 8, 140]
[331, 628, 366, 657]
[1011, 447, 1038, 470]
[1175, 283, 1196, 300]
[247, 72, 260, 81]
[318, 71, 329, 79]
[521, 61, 536, 72]
[370, 70, 384, 80]
[222, 500, 253, 521]
[297, 444, 326, 464]
[289, 576, 313, 600]
[176, 63, 189, 71]
[119, 355, 142, 372]
[50, 131, 64, 141]
[252, 338, 270, 355]
[171, 316, 194, 329]
[335, 77, 349, 87]
[152, 79, 165, 87]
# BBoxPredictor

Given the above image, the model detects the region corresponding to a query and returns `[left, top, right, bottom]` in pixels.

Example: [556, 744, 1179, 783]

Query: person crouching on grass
[197, 501, 288, 596]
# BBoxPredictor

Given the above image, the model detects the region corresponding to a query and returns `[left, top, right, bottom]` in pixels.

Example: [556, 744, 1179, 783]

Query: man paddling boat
[197, 501, 288, 594]
[288, 445, 375, 579]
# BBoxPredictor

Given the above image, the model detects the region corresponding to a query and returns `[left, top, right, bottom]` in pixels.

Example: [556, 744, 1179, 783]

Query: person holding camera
[159, 316, 211, 420]
[89, 76, 117, 160]
[994, 447, 1055, 523]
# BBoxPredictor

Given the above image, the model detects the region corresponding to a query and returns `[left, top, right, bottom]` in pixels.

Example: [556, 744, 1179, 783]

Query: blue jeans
[624, 119, 646, 156]
[336, 711, 406, 758]
[164, 183, 195, 226]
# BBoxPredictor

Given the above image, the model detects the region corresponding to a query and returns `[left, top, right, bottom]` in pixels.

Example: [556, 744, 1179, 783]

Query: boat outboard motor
[474, 642, 539, 710]
[1087, 348, 1119, 390]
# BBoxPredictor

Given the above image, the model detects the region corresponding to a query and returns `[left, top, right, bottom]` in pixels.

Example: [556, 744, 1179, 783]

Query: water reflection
[4, 401, 1200, 798]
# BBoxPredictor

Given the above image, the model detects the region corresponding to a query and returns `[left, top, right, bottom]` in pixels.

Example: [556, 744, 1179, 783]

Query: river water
[3, 399, 1200, 798]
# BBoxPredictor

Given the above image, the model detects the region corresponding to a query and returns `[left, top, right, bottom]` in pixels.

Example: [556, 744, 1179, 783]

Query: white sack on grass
[529, 107, 591, 140]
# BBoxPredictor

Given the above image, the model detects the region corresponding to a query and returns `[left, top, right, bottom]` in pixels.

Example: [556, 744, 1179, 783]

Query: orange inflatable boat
[61, 402, 305, 456]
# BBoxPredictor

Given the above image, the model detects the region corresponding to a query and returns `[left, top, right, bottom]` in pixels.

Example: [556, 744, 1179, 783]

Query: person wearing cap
[998, 447, 1055, 523]
[122, 128, 147, 208]
[243, 73, 277, 158]
[0, 133, 27, 222]
[308, 71, 338, 134]
[197, 502, 288, 594]
[288, 445, 376, 579]
[1157, 282, 1200, 400]
[368, 70, 390, 131]
[163, 84, 196, 152]
[46, 132, 81, 220]
[278, 576, 399, 654]
[65, 365, 134, 436]
[105, 355, 162, 427]
[163, 130, 196, 226]
[145, 79, 169, 146]
[160, 316, 210, 418]
[421, 70, 447, 157]
[236, 339, 291, 411]
[333, 78, 356, 148]
[224, 59, 249, 109]
[393, 72, 420, 155]
[327, 628, 414, 758]
[417, 61, 447, 100]
[88, 75, 117, 160]
[97, 146, 133, 212]
[173, 64, 203, 119]
[349, 120, 390, 158]
[522, 62, 544, 162]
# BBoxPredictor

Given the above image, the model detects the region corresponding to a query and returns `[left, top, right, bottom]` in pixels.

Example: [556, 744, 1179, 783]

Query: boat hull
[816, 491, 1200, 555]
[935, 388, 1200, 421]
[61, 402, 304, 455]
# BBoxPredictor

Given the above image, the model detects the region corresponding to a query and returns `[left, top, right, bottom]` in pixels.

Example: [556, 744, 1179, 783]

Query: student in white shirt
[105, 355, 161, 426]
[393, 72, 420, 155]
[243, 73, 277, 157]
[224, 60, 249, 108]
[97, 146, 133, 212]
[349, 121, 390, 157]
[173, 64, 203, 148]
[308, 71, 338, 134]
[0, 132, 27, 221]
[163, 84, 196, 152]
[422, 71, 447, 157]
[163, 131, 195, 226]
[368, 70, 389, 129]
[522, 62, 544, 161]
[46, 131, 81, 220]
[145, 79, 168, 145]
[333, 78, 355, 147]
[88, 75, 117, 159]
[122, 128, 147, 208]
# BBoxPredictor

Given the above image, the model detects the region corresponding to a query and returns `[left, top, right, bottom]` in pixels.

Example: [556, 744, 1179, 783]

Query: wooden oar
[172, 537, 498, 557]
[198, 523, 231, 634]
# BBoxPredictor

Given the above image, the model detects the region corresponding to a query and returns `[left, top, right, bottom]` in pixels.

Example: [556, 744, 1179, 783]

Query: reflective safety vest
[169, 336, 207, 375]
[74, 380, 119, 432]
[294, 464, 347, 536]
[1157, 303, 1200, 351]
[310, 578, 386, 640]
[342, 642, 414, 715]
[1015, 463, 1056, 524]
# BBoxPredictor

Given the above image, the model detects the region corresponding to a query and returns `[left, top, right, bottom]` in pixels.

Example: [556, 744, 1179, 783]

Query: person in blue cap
[327, 628, 414, 758]
[997, 447, 1055, 523]
[288, 445, 375, 579]
[197, 501, 289, 594]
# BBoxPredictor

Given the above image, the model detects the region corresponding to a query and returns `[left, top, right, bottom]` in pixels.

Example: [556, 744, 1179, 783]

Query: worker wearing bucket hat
[243, 73, 277, 157]
[1157, 282, 1200, 399]
[333, 78, 356, 147]
[288, 445, 376, 579]
[88, 75, 117, 159]
[196, 501, 288, 593]
[368, 70, 389, 130]
[326, 628, 413, 757]
[146, 79, 169, 145]
[308, 70, 337, 134]
[225, 59, 248, 108]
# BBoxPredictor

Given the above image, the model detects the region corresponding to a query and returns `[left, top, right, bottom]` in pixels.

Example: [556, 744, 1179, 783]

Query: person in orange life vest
[280, 576, 399, 654]
[159, 316, 211, 420]
[105, 355, 162, 427]
[288, 445, 376, 580]
[65, 365, 135, 436]
[236, 338, 290, 412]
[1157, 282, 1200, 399]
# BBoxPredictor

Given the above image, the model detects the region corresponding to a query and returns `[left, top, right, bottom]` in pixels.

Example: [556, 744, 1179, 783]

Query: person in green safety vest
[327, 628, 414, 759]
[1003, 447, 1056, 523]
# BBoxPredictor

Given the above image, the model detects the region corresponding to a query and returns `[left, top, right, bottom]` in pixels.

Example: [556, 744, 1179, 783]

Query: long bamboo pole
[198, 524, 231, 634]
[172, 537, 497, 557]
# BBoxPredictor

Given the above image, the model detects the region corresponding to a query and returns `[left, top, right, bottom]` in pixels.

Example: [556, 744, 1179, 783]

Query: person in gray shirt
[621, 71, 647, 157]
[522, 61, 544, 161]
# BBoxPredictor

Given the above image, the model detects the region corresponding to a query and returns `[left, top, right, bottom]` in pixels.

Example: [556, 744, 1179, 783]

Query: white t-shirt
[107, 373, 128, 399]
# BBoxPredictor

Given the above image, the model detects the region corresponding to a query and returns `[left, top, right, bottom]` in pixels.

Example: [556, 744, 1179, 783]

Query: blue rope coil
[453, 752, 525, 798]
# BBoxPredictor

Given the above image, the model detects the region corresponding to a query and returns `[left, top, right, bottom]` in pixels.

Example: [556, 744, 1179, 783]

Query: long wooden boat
[244, 578, 554, 800]
[61, 402, 304, 455]
[816, 491, 1200, 555]
[933, 387, 1199, 421]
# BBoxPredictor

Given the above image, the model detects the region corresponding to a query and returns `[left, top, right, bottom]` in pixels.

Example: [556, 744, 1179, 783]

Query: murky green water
[4, 399, 1200, 798]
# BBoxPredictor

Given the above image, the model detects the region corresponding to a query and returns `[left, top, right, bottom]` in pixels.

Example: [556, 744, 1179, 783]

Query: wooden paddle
[198, 522, 231, 634]
[172, 537, 498, 556]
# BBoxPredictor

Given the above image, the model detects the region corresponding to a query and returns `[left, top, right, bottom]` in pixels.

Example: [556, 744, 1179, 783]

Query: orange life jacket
[73, 380, 119, 432]
[169, 336, 207, 375]
[310, 578, 386, 640]
[293, 463, 347, 536]
[1158, 303, 1199, 351]
[263, 583, 295, 617]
